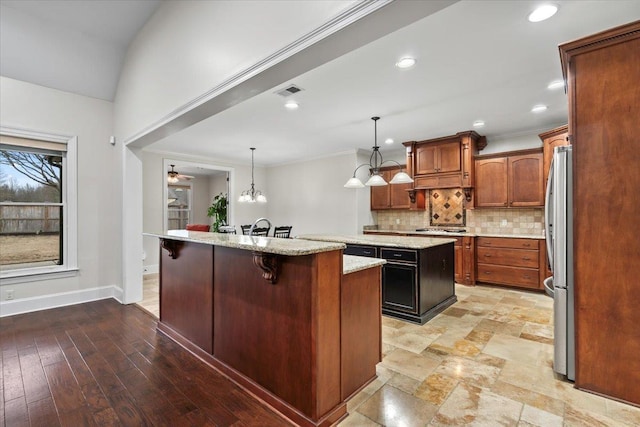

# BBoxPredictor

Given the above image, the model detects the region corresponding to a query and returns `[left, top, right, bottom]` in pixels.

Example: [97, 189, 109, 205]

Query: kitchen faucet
[248, 217, 272, 236]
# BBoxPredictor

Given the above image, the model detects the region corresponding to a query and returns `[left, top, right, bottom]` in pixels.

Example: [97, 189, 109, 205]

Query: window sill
[0, 267, 79, 285]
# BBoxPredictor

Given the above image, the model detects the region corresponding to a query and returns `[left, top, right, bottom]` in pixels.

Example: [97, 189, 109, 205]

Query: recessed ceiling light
[547, 79, 564, 90]
[395, 57, 416, 69]
[385, 138, 394, 144]
[473, 120, 485, 128]
[528, 4, 558, 22]
[531, 104, 548, 113]
[284, 100, 299, 110]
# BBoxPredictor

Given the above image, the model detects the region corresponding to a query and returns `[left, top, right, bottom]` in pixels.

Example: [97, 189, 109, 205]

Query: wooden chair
[240, 225, 270, 236]
[185, 224, 210, 232]
[273, 226, 292, 238]
[250, 227, 270, 236]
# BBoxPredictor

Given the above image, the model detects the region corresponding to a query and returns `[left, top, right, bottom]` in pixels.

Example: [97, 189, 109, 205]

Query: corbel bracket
[252, 252, 279, 284]
[160, 239, 183, 259]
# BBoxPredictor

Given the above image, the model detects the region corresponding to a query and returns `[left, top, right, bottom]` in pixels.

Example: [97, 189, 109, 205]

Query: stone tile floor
[138, 276, 640, 426]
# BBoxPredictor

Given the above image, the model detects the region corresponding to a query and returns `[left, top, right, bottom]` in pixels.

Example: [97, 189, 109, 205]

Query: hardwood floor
[0, 299, 291, 426]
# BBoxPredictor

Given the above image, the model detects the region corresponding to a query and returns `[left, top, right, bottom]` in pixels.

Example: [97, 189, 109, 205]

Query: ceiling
[147, 0, 640, 165]
[0, 0, 161, 101]
[2, 1, 639, 166]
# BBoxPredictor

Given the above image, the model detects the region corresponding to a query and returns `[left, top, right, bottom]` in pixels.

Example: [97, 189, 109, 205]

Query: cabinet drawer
[414, 174, 462, 189]
[380, 248, 417, 263]
[476, 247, 538, 268]
[476, 237, 538, 250]
[344, 245, 377, 258]
[477, 263, 539, 288]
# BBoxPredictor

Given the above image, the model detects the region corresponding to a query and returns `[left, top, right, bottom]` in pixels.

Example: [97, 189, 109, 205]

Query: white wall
[0, 77, 119, 305]
[266, 151, 360, 236]
[482, 131, 546, 155]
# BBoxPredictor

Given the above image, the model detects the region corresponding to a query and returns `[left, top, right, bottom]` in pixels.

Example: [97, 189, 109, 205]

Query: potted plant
[207, 193, 228, 232]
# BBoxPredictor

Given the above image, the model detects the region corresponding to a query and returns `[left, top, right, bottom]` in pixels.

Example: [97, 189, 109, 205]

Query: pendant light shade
[343, 116, 414, 188]
[365, 174, 388, 186]
[239, 147, 266, 203]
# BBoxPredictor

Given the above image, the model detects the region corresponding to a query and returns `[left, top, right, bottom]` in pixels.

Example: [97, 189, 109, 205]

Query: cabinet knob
[442, 259, 447, 270]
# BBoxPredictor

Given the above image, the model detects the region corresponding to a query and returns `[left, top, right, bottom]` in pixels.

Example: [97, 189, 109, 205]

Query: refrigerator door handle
[544, 158, 554, 270]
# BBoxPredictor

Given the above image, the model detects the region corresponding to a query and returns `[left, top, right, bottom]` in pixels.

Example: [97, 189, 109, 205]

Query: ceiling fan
[167, 164, 194, 183]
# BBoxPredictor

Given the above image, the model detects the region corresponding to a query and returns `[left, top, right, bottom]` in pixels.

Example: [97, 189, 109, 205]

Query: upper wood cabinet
[475, 149, 544, 208]
[415, 141, 461, 175]
[404, 131, 486, 193]
[370, 167, 411, 210]
[539, 125, 569, 193]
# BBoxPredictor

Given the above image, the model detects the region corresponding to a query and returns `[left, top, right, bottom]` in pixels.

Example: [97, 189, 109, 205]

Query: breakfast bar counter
[145, 231, 384, 427]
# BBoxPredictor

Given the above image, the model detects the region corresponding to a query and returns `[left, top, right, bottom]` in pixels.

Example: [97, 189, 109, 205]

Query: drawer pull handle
[393, 254, 403, 257]
[523, 243, 531, 247]
[363, 251, 372, 255]
[523, 276, 531, 279]
[484, 271, 491, 275]
[522, 257, 530, 260]
[484, 254, 491, 257]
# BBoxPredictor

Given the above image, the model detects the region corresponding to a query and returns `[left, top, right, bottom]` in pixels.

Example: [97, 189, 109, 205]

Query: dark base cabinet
[346, 242, 456, 324]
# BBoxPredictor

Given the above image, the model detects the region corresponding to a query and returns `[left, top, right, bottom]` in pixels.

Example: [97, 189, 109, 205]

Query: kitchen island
[298, 234, 456, 324]
[145, 230, 385, 427]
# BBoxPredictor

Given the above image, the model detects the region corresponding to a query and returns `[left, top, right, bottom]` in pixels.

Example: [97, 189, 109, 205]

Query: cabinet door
[509, 153, 543, 207]
[389, 176, 411, 208]
[370, 171, 390, 210]
[382, 263, 417, 313]
[415, 145, 438, 174]
[438, 141, 461, 173]
[475, 157, 508, 207]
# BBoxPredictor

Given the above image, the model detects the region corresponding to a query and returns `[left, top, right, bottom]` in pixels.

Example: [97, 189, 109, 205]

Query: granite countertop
[145, 230, 345, 256]
[343, 255, 386, 275]
[364, 229, 545, 240]
[297, 234, 456, 249]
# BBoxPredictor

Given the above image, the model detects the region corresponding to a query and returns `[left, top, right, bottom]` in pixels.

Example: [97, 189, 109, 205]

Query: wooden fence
[0, 205, 60, 234]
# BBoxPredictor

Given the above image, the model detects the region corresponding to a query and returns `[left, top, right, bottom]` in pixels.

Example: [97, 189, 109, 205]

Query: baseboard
[0, 285, 124, 317]
[143, 264, 159, 275]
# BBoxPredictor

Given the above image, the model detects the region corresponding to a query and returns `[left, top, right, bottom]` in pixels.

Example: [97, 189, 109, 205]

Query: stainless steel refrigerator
[543, 145, 574, 381]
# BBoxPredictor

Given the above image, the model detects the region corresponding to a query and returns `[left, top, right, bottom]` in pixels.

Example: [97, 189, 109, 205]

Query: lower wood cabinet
[475, 237, 546, 290]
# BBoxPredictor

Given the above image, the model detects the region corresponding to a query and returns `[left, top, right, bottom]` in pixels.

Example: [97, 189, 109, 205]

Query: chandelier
[238, 147, 267, 203]
[344, 116, 414, 188]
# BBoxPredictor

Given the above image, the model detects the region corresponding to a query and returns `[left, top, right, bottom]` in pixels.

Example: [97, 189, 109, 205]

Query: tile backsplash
[376, 207, 544, 236]
[429, 189, 465, 226]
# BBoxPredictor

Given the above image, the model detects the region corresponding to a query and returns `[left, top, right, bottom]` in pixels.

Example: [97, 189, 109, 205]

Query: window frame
[0, 126, 78, 284]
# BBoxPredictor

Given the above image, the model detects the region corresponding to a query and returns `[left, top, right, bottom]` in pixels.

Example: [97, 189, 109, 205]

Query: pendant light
[344, 117, 414, 188]
[238, 147, 267, 203]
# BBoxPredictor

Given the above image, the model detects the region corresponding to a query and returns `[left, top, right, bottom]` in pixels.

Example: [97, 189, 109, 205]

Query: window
[0, 128, 77, 281]
[167, 184, 192, 230]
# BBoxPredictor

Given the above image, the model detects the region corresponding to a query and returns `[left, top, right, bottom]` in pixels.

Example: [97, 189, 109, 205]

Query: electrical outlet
[396, 219, 400, 225]
[6, 289, 15, 300]
[501, 219, 508, 227]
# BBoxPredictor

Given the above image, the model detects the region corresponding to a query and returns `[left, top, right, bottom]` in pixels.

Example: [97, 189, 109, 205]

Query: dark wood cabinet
[539, 125, 569, 194]
[560, 21, 640, 405]
[345, 242, 456, 324]
[370, 166, 411, 210]
[475, 149, 544, 208]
